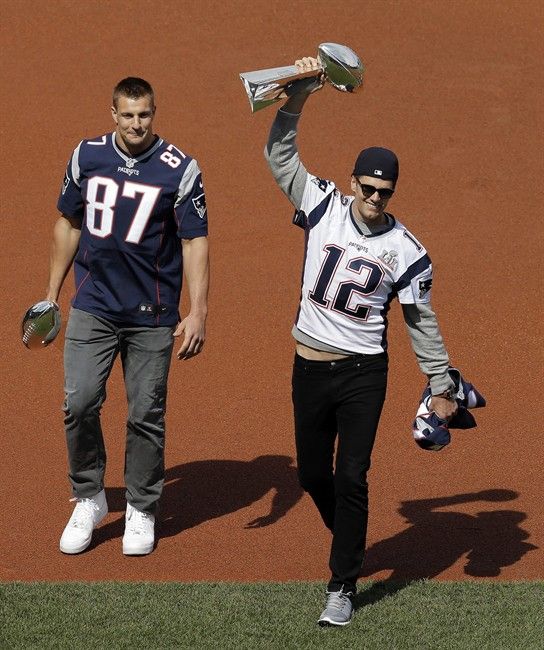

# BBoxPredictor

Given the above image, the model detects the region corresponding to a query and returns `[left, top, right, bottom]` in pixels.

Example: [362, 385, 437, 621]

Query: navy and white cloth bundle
[412, 368, 486, 451]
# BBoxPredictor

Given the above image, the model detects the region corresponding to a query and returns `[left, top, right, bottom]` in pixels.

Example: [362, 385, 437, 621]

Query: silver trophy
[240, 43, 364, 112]
[21, 300, 61, 349]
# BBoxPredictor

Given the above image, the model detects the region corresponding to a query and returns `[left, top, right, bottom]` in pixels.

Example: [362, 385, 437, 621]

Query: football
[21, 300, 61, 349]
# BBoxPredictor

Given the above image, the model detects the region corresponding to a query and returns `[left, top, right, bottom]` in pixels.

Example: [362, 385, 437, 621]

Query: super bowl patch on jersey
[21, 301, 61, 349]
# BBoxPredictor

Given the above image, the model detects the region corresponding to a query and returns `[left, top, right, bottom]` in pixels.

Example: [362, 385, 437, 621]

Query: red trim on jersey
[73, 250, 90, 300]
[154, 222, 165, 326]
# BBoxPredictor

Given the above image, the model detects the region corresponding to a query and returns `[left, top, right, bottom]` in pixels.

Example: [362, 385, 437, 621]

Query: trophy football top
[239, 42, 364, 112]
[318, 43, 364, 93]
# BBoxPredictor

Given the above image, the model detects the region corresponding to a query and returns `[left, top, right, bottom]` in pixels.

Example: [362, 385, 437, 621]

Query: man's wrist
[432, 388, 455, 400]
[188, 306, 208, 318]
[278, 107, 302, 118]
[429, 372, 455, 396]
[46, 289, 60, 303]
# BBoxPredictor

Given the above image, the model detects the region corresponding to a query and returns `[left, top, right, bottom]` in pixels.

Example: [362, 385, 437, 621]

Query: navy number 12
[309, 244, 384, 320]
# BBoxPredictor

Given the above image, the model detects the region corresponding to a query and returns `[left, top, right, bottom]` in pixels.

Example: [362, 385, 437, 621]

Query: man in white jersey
[264, 57, 458, 627]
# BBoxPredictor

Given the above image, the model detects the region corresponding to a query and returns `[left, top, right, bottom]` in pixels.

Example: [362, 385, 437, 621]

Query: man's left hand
[174, 313, 206, 360]
[430, 395, 458, 421]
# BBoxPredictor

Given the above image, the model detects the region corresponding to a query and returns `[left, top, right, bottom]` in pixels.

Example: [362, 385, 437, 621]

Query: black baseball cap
[353, 147, 399, 183]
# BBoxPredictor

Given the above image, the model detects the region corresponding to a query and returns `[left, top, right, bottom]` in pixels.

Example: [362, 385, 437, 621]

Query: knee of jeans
[334, 470, 368, 498]
[298, 468, 331, 494]
[128, 394, 166, 426]
[63, 390, 102, 421]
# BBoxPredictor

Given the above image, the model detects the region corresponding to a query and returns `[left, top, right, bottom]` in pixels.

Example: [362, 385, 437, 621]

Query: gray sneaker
[318, 589, 354, 627]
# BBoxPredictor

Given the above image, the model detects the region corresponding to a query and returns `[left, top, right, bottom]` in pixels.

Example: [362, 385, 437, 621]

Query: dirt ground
[0, 0, 542, 582]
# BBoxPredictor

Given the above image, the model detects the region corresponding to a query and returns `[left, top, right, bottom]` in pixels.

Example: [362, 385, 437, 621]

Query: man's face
[350, 175, 395, 224]
[111, 94, 155, 154]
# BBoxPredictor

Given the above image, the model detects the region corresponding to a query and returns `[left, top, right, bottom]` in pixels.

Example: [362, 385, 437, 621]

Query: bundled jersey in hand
[413, 368, 486, 450]
[58, 133, 208, 326]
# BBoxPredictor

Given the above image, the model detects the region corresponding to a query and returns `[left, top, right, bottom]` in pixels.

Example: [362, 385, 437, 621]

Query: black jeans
[292, 352, 388, 593]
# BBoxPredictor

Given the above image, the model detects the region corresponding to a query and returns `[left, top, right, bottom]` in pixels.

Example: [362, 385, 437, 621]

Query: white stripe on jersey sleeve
[175, 158, 200, 208]
[70, 141, 83, 188]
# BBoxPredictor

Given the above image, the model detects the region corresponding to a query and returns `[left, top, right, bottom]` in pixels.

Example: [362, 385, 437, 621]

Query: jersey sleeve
[174, 158, 208, 239]
[293, 175, 337, 230]
[393, 230, 434, 304]
[57, 141, 84, 218]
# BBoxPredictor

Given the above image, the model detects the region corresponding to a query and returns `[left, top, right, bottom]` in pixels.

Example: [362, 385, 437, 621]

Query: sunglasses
[355, 178, 395, 200]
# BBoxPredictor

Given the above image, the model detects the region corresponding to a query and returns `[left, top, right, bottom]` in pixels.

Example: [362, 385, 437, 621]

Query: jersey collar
[111, 133, 163, 166]
[349, 201, 396, 238]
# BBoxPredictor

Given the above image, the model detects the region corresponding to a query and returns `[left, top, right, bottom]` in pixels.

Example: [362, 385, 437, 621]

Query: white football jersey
[294, 175, 433, 355]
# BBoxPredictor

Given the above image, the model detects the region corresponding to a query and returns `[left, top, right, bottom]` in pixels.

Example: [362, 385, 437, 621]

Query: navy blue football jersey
[58, 132, 208, 326]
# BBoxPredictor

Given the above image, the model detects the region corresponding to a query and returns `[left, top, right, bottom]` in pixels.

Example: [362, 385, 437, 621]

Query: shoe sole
[122, 540, 154, 556]
[59, 508, 108, 554]
[318, 617, 352, 627]
[60, 537, 93, 554]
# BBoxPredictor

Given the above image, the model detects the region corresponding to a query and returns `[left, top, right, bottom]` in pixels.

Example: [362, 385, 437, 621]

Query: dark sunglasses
[355, 178, 395, 200]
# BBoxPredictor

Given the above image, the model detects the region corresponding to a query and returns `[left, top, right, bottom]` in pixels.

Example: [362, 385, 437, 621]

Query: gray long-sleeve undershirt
[264, 108, 454, 394]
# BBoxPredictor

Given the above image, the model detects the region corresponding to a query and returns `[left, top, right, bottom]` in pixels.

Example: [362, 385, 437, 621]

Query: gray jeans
[63, 308, 175, 514]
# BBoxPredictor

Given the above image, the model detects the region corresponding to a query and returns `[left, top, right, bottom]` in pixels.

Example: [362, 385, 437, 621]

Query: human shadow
[93, 454, 303, 547]
[353, 489, 538, 610]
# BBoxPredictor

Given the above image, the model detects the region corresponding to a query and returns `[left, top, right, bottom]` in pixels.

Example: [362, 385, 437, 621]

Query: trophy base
[240, 66, 319, 112]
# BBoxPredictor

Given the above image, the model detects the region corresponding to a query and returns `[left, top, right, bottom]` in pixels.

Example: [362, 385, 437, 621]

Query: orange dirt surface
[1, 0, 542, 583]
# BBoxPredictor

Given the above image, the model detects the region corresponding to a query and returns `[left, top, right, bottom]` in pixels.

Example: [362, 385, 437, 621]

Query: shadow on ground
[354, 488, 538, 610]
[92, 454, 303, 547]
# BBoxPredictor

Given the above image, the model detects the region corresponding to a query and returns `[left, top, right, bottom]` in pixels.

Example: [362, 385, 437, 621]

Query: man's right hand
[294, 56, 323, 77]
[289, 57, 324, 95]
[281, 57, 324, 112]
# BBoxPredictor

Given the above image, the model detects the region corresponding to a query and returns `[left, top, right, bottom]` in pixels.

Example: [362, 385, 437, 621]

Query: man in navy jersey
[264, 58, 458, 626]
[46, 78, 209, 556]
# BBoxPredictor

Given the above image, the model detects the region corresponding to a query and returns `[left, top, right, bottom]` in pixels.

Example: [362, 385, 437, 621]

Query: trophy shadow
[353, 488, 538, 610]
[91, 454, 303, 549]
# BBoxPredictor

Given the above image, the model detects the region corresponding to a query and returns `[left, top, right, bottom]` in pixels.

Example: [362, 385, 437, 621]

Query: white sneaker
[122, 503, 155, 555]
[59, 489, 108, 554]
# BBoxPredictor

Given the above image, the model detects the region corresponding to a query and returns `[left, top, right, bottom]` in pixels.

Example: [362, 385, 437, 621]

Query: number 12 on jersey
[309, 244, 384, 321]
